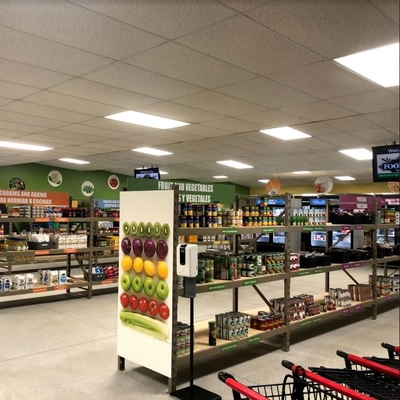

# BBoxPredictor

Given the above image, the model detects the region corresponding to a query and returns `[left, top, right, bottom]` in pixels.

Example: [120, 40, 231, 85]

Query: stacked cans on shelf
[370, 275, 396, 297]
[176, 322, 191, 356]
[249, 311, 283, 331]
[271, 294, 319, 321]
[215, 312, 250, 341]
[322, 288, 351, 312]
[348, 284, 372, 302]
[376, 208, 399, 224]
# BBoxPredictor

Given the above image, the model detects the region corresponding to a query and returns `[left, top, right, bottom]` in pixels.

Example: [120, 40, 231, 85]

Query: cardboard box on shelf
[12, 274, 26, 290]
[58, 270, 67, 285]
[25, 273, 34, 289]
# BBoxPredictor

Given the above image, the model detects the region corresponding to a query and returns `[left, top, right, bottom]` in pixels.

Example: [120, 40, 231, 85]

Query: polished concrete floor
[1, 265, 399, 400]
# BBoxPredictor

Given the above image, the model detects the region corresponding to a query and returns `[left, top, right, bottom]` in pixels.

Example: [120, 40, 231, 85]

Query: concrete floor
[1, 265, 399, 400]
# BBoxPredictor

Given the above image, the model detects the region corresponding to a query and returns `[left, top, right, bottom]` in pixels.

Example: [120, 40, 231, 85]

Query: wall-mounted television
[372, 144, 400, 182]
[134, 167, 160, 180]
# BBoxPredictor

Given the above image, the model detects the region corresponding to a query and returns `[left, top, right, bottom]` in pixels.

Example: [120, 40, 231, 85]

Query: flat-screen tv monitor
[372, 144, 400, 182]
[134, 167, 160, 180]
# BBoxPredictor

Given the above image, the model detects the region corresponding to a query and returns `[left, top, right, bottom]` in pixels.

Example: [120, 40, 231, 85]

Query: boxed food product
[58, 270, 67, 285]
[13, 274, 26, 290]
[37, 269, 45, 285]
[1, 275, 12, 291]
[25, 273, 34, 289]
[49, 271, 59, 286]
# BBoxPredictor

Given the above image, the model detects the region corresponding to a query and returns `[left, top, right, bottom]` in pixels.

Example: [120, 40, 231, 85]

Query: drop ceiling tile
[212, 135, 258, 147]
[200, 118, 264, 132]
[36, 129, 117, 143]
[59, 124, 131, 139]
[266, 61, 379, 99]
[217, 0, 271, 12]
[0, 0, 166, 59]
[172, 91, 265, 117]
[136, 101, 223, 123]
[176, 15, 323, 75]
[221, 146, 263, 157]
[0, 120, 47, 134]
[170, 139, 222, 151]
[216, 77, 317, 108]
[237, 131, 276, 143]
[143, 131, 204, 142]
[125, 42, 256, 89]
[291, 122, 345, 137]
[295, 137, 338, 150]
[51, 78, 160, 110]
[328, 89, 399, 114]
[2, 101, 95, 123]
[0, 81, 41, 99]
[279, 100, 357, 122]
[77, 142, 129, 151]
[19, 133, 88, 146]
[0, 128, 33, 138]
[245, 0, 399, 58]
[70, 0, 236, 39]
[362, 109, 399, 128]
[369, 0, 399, 24]
[24, 91, 125, 117]
[0, 58, 72, 89]
[239, 109, 310, 126]
[322, 133, 370, 147]
[171, 124, 233, 138]
[0, 109, 70, 129]
[325, 116, 381, 132]
[0, 26, 113, 75]
[386, 126, 399, 134]
[350, 128, 398, 144]
[0, 97, 13, 107]
[83, 62, 202, 100]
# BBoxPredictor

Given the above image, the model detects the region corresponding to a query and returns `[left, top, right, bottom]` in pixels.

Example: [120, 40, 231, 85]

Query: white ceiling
[0, 0, 398, 187]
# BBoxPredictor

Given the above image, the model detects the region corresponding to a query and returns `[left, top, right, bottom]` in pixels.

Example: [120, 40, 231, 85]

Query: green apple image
[120, 273, 132, 292]
[143, 276, 156, 297]
[156, 279, 169, 301]
[131, 275, 143, 293]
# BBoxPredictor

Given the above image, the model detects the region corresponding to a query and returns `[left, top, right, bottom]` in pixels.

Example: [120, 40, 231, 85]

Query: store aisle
[1, 269, 398, 400]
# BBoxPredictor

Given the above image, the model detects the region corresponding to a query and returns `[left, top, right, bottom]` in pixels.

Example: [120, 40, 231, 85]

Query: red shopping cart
[337, 350, 400, 373]
[381, 343, 400, 360]
[219, 360, 377, 400]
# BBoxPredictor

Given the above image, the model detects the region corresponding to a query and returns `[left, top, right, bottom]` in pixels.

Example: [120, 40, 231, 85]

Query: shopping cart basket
[381, 343, 400, 360]
[219, 361, 375, 400]
[337, 350, 400, 372]
[307, 365, 399, 400]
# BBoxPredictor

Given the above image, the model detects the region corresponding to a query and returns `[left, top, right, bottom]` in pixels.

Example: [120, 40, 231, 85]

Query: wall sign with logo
[372, 144, 400, 182]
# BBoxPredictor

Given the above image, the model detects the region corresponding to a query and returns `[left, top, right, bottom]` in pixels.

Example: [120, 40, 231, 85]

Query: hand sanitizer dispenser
[177, 244, 198, 277]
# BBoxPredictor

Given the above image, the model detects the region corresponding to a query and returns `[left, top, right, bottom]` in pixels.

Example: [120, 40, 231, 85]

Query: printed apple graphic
[148, 300, 159, 317]
[131, 275, 143, 293]
[159, 303, 170, 320]
[138, 297, 148, 313]
[130, 295, 139, 311]
[120, 273, 132, 292]
[156, 240, 168, 259]
[120, 292, 129, 308]
[156, 279, 169, 301]
[132, 238, 143, 257]
[144, 239, 156, 258]
[143, 276, 156, 297]
[121, 237, 131, 255]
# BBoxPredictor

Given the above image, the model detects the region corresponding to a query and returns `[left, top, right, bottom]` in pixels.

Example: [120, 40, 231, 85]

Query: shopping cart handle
[218, 372, 235, 383]
[281, 360, 294, 370]
[381, 342, 395, 351]
[336, 350, 349, 359]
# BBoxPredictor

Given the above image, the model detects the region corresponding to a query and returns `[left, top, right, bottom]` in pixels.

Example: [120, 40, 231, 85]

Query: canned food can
[228, 329, 236, 341]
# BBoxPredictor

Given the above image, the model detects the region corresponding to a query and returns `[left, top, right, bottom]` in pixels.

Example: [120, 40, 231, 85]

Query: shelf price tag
[113, 246, 119, 251]
[354, 305, 363, 311]
[300, 317, 322, 327]
[247, 335, 261, 344]
[35, 218, 49, 222]
[114, 218, 120, 222]
[355, 225, 364, 230]
[102, 279, 114, 285]
[313, 269, 324, 275]
[208, 283, 226, 292]
[32, 287, 47, 293]
[353, 262, 362, 268]
[34, 250, 50, 256]
[298, 270, 310, 276]
[261, 227, 275, 233]
[55, 217, 68, 222]
[341, 308, 351, 315]
[221, 228, 238, 235]
[63, 249, 77, 254]
[342, 264, 350, 270]
[54, 285, 67, 291]
[386, 295, 392, 301]
[243, 279, 257, 286]
[221, 343, 238, 352]
[302, 226, 324, 232]
[342, 226, 350, 230]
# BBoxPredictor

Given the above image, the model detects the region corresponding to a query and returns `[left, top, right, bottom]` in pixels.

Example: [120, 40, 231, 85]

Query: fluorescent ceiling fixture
[59, 158, 90, 164]
[302, 193, 321, 196]
[260, 127, 311, 140]
[159, 171, 169, 175]
[0, 141, 53, 151]
[217, 160, 253, 169]
[132, 147, 172, 156]
[258, 179, 270, 183]
[293, 171, 311, 174]
[213, 175, 228, 179]
[105, 111, 189, 129]
[339, 148, 372, 160]
[335, 176, 356, 181]
[334, 43, 399, 87]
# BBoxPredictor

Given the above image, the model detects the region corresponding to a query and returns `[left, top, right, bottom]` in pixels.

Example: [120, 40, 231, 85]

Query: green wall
[0, 163, 129, 200]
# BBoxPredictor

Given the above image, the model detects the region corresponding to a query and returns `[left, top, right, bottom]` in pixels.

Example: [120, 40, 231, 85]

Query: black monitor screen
[134, 167, 160, 180]
[372, 145, 400, 182]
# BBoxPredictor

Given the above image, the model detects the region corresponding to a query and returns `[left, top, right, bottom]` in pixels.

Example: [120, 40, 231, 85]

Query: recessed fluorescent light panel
[258, 179, 270, 183]
[339, 148, 372, 160]
[59, 158, 90, 164]
[213, 175, 228, 179]
[335, 176, 356, 181]
[159, 171, 169, 175]
[260, 127, 311, 140]
[293, 171, 311, 174]
[216, 160, 253, 169]
[105, 111, 190, 129]
[0, 141, 53, 151]
[132, 147, 172, 156]
[335, 43, 399, 87]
